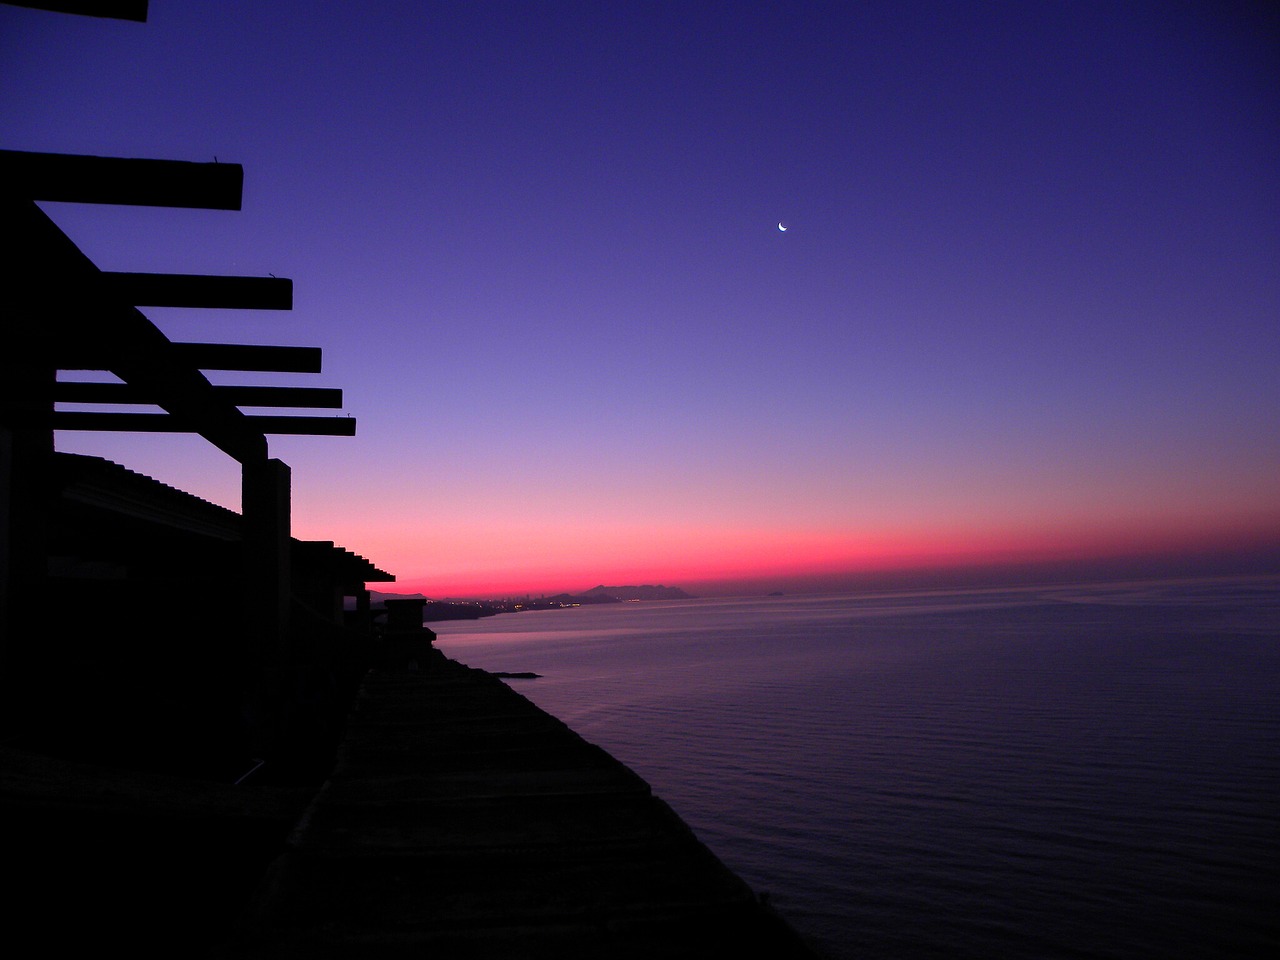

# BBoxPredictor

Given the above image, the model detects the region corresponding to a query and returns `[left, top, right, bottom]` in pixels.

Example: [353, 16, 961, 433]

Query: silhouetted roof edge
[54, 452, 393, 582]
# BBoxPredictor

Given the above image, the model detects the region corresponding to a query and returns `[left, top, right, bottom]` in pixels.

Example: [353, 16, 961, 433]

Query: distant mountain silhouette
[580, 584, 694, 601]
[368, 591, 428, 606]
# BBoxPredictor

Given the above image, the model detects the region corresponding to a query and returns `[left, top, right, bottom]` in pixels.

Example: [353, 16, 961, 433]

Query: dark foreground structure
[4, 648, 819, 957]
[2, 3, 820, 956]
[221, 652, 817, 958]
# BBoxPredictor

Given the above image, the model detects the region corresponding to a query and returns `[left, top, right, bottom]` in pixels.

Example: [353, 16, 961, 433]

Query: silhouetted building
[1, 3, 393, 769]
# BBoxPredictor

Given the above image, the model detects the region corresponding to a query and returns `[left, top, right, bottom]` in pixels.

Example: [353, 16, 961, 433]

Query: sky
[3, 1, 1278, 597]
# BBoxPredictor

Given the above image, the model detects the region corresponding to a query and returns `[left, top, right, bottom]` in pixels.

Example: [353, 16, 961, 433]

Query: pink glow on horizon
[355, 512, 1280, 598]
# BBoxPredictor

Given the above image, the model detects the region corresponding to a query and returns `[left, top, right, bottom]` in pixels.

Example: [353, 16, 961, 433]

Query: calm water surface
[434, 578, 1280, 959]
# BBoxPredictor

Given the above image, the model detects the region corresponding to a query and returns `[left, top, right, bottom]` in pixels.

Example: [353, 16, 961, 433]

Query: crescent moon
[778, 222, 788, 232]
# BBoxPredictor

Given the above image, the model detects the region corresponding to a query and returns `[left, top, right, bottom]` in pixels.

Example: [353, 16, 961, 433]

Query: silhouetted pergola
[1, 1, 389, 687]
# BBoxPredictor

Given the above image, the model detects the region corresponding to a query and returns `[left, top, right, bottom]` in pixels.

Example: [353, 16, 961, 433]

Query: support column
[0, 362, 56, 692]
[242, 457, 291, 670]
[0, 425, 14, 682]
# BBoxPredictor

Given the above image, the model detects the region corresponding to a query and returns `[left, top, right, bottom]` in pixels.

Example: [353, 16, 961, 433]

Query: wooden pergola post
[242, 457, 292, 668]
[0, 357, 56, 686]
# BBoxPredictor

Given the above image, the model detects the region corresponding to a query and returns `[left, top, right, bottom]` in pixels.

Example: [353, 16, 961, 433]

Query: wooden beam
[228, 415, 355, 436]
[51, 412, 356, 436]
[3, 1, 148, 20]
[56, 343, 323, 374]
[1, 150, 242, 210]
[51, 383, 344, 408]
[174, 344, 322, 373]
[218, 385, 341, 408]
[7, 196, 267, 463]
[101, 273, 293, 310]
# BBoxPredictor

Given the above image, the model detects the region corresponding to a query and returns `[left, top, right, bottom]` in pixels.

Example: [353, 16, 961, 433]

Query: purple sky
[4, 1, 1278, 595]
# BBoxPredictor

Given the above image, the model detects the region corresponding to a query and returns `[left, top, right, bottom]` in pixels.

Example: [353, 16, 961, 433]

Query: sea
[432, 576, 1280, 959]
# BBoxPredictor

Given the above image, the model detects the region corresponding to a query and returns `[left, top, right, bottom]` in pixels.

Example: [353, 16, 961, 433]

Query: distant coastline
[365, 584, 695, 623]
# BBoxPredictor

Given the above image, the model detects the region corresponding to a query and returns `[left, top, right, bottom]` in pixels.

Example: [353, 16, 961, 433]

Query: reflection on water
[435, 577, 1280, 960]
